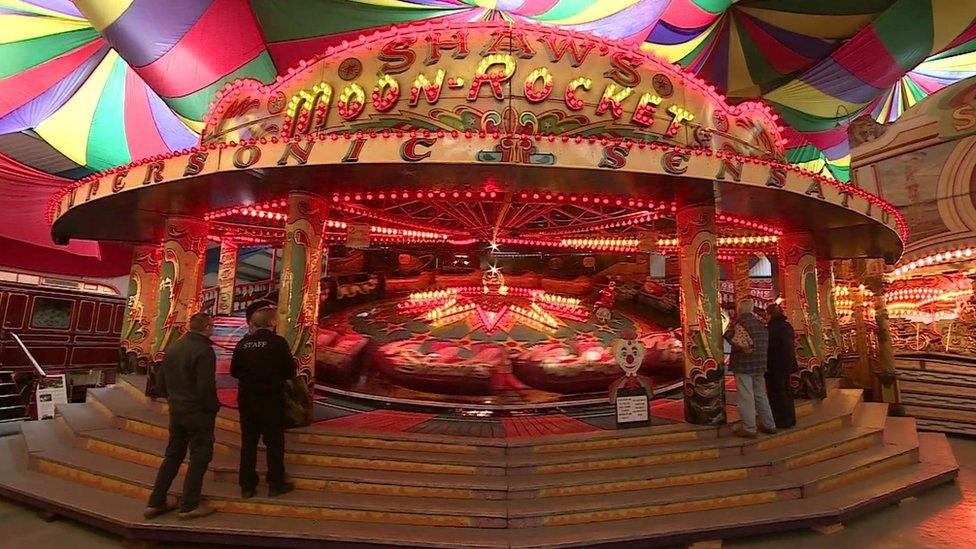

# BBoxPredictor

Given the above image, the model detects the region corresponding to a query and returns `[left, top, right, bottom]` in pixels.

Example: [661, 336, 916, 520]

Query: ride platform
[0, 376, 958, 548]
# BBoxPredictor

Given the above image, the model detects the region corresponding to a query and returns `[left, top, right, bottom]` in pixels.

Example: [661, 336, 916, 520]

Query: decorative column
[148, 216, 209, 397]
[862, 258, 901, 405]
[769, 253, 781, 299]
[847, 277, 873, 389]
[216, 238, 239, 315]
[119, 244, 162, 374]
[732, 256, 752, 305]
[778, 232, 826, 399]
[277, 191, 326, 426]
[676, 193, 725, 425]
[817, 259, 843, 378]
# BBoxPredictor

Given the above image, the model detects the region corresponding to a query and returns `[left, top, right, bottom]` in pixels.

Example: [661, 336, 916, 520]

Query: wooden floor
[896, 355, 976, 435]
[0, 376, 958, 548]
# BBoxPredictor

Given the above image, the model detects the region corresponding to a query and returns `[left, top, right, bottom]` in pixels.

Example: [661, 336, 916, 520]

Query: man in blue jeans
[723, 299, 777, 438]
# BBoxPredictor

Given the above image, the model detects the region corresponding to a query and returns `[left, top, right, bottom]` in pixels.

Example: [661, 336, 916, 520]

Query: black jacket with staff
[230, 306, 297, 498]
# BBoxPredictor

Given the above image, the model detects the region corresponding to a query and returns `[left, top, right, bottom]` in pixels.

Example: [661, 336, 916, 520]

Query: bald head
[737, 299, 755, 317]
[188, 313, 213, 337]
[250, 307, 277, 331]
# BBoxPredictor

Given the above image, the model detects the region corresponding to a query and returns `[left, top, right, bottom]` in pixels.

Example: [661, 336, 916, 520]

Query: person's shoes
[143, 497, 178, 519]
[241, 487, 256, 499]
[732, 427, 758, 439]
[759, 424, 778, 435]
[268, 482, 295, 498]
[177, 504, 217, 520]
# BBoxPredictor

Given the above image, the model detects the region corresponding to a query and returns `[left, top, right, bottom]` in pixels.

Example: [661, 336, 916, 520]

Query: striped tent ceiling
[3, 0, 976, 183]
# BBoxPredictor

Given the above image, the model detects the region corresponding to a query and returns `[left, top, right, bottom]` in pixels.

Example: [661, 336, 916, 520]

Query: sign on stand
[610, 330, 653, 428]
[615, 387, 650, 426]
[35, 375, 68, 420]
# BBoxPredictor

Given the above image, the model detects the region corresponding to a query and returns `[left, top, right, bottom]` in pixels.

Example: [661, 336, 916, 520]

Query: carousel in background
[845, 75, 976, 435]
[44, 20, 903, 422]
[0, 7, 968, 546]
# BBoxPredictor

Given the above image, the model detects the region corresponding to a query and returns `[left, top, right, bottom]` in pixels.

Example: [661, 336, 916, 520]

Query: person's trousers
[734, 372, 776, 434]
[238, 403, 286, 491]
[765, 370, 796, 428]
[147, 410, 216, 513]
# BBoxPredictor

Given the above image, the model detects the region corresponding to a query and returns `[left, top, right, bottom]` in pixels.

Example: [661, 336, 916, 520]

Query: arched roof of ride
[1, 0, 976, 271]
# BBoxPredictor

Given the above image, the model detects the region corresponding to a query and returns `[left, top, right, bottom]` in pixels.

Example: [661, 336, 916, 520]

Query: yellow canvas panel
[930, 0, 976, 53]
[766, 79, 863, 118]
[0, 13, 89, 43]
[73, 0, 134, 32]
[738, 7, 878, 40]
[35, 51, 118, 165]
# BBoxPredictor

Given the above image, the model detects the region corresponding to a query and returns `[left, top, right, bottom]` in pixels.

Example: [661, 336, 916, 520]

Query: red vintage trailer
[0, 270, 124, 418]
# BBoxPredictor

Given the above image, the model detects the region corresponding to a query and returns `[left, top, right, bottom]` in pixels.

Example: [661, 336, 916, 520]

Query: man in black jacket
[145, 313, 219, 520]
[231, 304, 296, 498]
[765, 303, 798, 428]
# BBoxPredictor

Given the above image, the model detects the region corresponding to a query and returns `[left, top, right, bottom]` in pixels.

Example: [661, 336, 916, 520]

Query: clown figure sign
[610, 329, 654, 427]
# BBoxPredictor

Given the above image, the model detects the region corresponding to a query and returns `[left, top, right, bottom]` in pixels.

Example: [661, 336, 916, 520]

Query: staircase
[0, 370, 29, 423]
[0, 376, 958, 548]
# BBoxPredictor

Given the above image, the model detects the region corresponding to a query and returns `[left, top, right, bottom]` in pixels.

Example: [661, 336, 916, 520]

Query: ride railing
[9, 333, 66, 420]
[201, 278, 277, 315]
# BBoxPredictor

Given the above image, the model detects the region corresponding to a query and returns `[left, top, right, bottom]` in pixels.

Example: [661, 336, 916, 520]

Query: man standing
[230, 305, 296, 498]
[723, 299, 777, 438]
[145, 313, 219, 520]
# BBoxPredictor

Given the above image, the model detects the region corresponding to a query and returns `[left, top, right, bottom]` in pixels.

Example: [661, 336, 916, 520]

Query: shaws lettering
[281, 30, 694, 140]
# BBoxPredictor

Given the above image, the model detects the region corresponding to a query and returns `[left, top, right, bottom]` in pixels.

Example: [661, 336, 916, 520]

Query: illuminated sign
[202, 21, 785, 160]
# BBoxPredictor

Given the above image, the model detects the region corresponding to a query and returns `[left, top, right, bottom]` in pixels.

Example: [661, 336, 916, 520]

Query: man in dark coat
[723, 299, 777, 438]
[765, 303, 797, 428]
[230, 304, 296, 498]
[145, 313, 218, 520]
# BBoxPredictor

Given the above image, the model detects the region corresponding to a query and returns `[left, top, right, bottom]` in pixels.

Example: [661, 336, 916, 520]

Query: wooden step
[90, 384, 860, 475]
[114, 375, 826, 453]
[507, 427, 884, 498]
[510, 451, 956, 547]
[901, 392, 976, 413]
[899, 379, 976, 400]
[18, 414, 924, 530]
[61, 399, 889, 502]
[88, 388, 507, 474]
[902, 404, 976, 425]
[110, 381, 511, 454]
[106, 400, 855, 477]
[915, 417, 976, 436]
[0, 435, 510, 548]
[506, 443, 919, 527]
[58, 390, 885, 499]
[57, 401, 506, 497]
[23, 419, 509, 528]
[0, 394, 960, 547]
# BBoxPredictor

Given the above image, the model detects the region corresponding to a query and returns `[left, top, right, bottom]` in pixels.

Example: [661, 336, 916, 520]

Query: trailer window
[31, 297, 73, 329]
